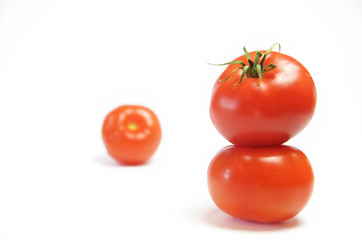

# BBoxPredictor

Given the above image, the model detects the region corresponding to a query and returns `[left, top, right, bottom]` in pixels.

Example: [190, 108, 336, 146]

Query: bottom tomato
[207, 145, 314, 223]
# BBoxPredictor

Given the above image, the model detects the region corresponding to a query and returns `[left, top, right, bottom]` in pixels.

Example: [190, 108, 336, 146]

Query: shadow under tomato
[204, 208, 301, 231]
[94, 154, 152, 167]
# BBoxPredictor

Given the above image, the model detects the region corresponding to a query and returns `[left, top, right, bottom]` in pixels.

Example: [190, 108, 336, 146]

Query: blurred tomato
[102, 105, 161, 165]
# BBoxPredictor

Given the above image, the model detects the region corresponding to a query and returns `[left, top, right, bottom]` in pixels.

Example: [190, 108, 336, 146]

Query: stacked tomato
[208, 44, 317, 223]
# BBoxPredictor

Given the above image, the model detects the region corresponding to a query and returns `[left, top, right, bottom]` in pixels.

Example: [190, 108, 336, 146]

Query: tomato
[209, 48, 317, 146]
[102, 105, 161, 165]
[207, 145, 314, 223]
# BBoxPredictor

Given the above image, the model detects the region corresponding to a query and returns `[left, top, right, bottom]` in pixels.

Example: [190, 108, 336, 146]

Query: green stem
[209, 43, 280, 88]
[251, 52, 262, 76]
[233, 65, 249, 88]
[208, 60, 246, 67]
[243, 46, 254, 67]
[260, 43, 280, 67]
[264, 64, 276, 72]
[256, 64, 262, 86]
[218, 66, 243, 82]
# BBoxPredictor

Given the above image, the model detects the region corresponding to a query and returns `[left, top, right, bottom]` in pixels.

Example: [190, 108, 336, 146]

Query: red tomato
[207, 145, 314, 223]
[210, 49, 317, 146]
[102, 105, 161, 165]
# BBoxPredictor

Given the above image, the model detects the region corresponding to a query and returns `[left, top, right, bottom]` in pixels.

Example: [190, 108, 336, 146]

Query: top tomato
[210, 48, 317, 147]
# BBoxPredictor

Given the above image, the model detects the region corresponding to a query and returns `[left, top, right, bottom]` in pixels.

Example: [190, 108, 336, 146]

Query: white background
[1, 0, 362, 239]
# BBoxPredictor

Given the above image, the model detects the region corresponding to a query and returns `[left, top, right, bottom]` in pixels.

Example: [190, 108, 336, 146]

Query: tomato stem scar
[127, 123, 138, 131]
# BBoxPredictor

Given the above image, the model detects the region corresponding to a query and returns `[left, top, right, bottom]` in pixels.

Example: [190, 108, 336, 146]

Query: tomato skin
[207, 145, 314, 223]
[210, 51, 317, 146]
[102, 105, 161, 165]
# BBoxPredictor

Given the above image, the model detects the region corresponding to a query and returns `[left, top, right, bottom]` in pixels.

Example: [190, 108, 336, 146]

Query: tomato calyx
[209, 43, 281, 88]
